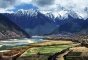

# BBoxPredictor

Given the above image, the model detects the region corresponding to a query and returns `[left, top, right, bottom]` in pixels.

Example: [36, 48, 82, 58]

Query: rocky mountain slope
[0, 14, 30, 40]
[3, 9, 88, 35]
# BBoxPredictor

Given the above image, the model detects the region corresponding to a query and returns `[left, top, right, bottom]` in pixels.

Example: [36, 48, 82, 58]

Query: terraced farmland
[66, 47, 88, 60]
[17, 40, 79, 60]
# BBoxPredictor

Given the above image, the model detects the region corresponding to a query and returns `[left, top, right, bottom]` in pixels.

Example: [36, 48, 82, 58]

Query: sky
[0, 0, 88, 19]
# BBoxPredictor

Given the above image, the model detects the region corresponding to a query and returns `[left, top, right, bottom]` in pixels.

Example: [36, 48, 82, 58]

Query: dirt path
[56, 51, 70, 60]
[48, 48, 71, 60]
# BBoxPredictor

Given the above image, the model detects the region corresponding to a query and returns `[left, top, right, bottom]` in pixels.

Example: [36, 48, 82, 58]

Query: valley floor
[1, 39, 87, 60]
[17, 40, 78, 60]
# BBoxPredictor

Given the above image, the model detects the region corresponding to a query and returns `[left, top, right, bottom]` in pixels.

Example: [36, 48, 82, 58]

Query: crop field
[67, 52, 82, 56]
[17, 40, 78, 60]
[29, 40, 75, 46]
[66, 47, 88, 60]
[24, 45, 76, 56]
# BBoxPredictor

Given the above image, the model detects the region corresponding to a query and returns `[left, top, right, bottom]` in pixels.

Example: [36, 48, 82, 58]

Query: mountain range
[0, 14, 31, 40]
[3, 9, 88, 35]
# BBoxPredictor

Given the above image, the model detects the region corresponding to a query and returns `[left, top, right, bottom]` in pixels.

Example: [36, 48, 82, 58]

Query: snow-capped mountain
[3, 9, 88, 35]
[44, 10, 83, 20]
[45, 11, 68, 20]
[3, 9, 57, 35]
[15, 9, 38, 17]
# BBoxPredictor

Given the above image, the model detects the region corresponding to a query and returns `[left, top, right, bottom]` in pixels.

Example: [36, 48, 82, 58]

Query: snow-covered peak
[41, 10, 83, 20]
[16, 9, 25, 14]
[68, 10, 79, 19]
[43, 11, 68, 19]
[57, 11, 68, 19]
[15, 9, 38, 17]
[40, 11, 51, 14]
[7, 9, 85, 20]
[51, 12, 61, 18]
[45, 13, 54, 19]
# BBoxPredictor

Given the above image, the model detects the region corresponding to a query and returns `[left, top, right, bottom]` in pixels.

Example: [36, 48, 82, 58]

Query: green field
[66, 47, 88, 60]
[17, 44, 78, 60]
[25, 44, 77, 56]
[67, 52, 82, 56]
[66, 52, 82, 60]
[16, 40, 79, 60]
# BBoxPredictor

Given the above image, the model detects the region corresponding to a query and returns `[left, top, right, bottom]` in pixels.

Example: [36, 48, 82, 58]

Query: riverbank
[0, 38, 43, 51]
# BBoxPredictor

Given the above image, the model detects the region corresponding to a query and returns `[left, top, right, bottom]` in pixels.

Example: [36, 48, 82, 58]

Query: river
[0, 37, 43, 51]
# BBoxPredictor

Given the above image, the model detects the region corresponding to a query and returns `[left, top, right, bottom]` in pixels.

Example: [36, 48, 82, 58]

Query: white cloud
[32, 0, 88, 19]
[0, 0, 88, 19]
[55, 0, 88, 19]
[0, 0, 32, 13]
[0, 0, 88, 12]
[32, 0, 55, 10]
[19, 0, 32, 4]
[30, 0, 88, 11]
[0, 8, 14, 13]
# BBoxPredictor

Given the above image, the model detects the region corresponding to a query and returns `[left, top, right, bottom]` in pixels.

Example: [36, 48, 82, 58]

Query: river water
[0, 37, 43, 51]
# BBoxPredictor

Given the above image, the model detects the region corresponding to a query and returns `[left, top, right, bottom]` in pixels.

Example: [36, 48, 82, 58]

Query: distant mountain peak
[15, 9, 38, 17]
[6, 9, 85, 20]
[44, 10, 85, 20]
[3, 9, 88, 35]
